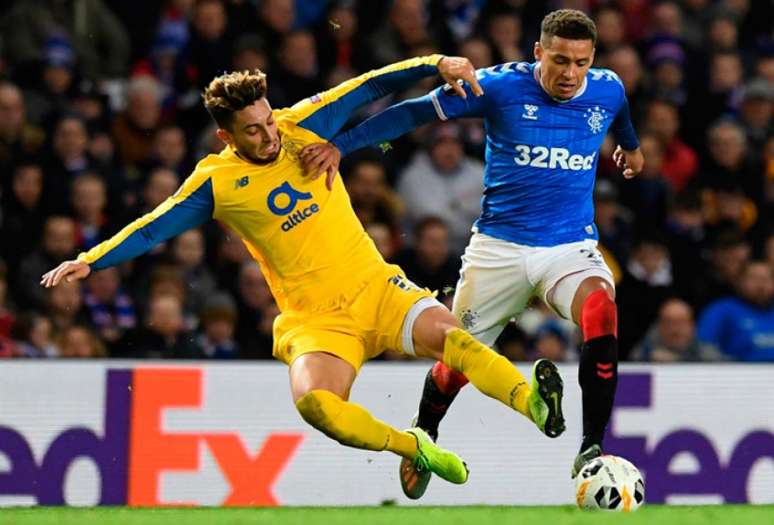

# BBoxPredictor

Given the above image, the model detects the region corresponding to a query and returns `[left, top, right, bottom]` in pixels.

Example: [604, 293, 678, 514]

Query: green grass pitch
[1, 506, 772, 525]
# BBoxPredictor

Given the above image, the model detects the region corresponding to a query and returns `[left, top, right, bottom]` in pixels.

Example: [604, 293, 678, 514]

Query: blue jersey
[697, 298, 774, 362]
[333, 61, 639, 247]
[430, 62, 636, 246]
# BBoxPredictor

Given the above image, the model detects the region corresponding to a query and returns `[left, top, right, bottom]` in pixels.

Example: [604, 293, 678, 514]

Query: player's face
[534, 36, 595, 100]
[218, 99, 280, 164]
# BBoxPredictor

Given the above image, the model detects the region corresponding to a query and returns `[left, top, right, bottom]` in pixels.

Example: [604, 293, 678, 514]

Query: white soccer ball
[575, 455, 645, 512]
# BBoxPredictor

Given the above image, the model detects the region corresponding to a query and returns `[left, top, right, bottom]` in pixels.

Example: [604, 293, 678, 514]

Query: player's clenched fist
[613, 145, 644, 179]
[40, 260, 91, 288]
[437, 56, 484, 99]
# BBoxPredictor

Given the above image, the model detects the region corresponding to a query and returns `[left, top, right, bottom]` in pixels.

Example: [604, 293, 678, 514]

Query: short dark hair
[540, 9, 597, 46]
[203, 69, 268, 130]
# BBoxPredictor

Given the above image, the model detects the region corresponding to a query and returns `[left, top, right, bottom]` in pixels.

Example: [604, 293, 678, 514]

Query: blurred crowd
[0, 0, 772, 362]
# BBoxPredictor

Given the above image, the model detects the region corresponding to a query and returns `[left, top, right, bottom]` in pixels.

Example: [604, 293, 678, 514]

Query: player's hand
[438, 56, 484, 99]
[613, 146, 644, 179]
[300, 142, 341, 190]
[40, 260, 91, 288]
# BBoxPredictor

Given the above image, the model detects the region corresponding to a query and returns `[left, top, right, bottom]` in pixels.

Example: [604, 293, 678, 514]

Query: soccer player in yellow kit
[41, 55, 565, 487]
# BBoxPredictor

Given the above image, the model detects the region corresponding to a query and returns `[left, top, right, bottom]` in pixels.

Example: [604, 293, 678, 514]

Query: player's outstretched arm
[293, 56, 480, 143]
[41, 175, 214, 288]
[610, 96, 643, 178]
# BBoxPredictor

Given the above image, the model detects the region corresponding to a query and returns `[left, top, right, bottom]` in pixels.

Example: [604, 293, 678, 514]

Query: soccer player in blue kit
[303, 9, 644, 497]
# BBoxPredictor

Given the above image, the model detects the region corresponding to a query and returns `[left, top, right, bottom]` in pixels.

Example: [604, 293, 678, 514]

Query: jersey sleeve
[77, 174, 214, 270]
[610, 79, 640, 151]
[289, 55, 444, 140]
[429, 68, 494, 120]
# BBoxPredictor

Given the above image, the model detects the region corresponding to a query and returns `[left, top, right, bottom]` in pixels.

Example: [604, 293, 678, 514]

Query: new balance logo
[234, 176, 250, 189]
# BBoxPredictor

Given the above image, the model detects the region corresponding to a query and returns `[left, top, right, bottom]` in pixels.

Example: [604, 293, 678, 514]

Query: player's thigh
[452, 233, 533, 346]
[536, 240, 615, 321]
[289, 352, 357, 403]
[366, 267, 444, 359]
[273, 310, 366, 401]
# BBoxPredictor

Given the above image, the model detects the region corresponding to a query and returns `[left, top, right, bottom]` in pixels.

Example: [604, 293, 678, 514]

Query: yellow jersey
[77, 55, 444, 312]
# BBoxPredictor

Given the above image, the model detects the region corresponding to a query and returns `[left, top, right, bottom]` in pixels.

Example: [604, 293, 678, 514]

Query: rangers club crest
[585, 106, 607, 134]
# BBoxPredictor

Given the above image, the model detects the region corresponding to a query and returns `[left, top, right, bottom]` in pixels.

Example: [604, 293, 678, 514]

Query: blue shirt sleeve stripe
[90, 179, 214, 270]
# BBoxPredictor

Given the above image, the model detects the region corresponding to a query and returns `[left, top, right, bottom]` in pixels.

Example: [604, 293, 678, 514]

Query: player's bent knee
[580, 289, 618, 342]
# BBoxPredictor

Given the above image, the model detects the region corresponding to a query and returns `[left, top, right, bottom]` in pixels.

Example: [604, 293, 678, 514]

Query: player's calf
[578, 288, 618, 452]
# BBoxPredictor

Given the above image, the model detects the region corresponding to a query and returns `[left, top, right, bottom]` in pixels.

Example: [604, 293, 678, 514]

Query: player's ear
[216, 128, 234, 146]
[534, 41, 542, 61]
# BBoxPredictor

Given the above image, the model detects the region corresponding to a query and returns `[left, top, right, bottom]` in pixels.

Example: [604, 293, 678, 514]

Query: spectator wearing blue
[698, 261, 774, 361]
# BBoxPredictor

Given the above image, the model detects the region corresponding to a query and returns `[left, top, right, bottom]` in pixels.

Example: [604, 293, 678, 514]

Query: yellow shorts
[272, 264, 438, 372]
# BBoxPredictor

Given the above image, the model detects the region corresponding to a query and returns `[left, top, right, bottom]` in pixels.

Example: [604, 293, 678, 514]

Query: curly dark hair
[540, 9, 597, 47]
[203, 69, 268, 130]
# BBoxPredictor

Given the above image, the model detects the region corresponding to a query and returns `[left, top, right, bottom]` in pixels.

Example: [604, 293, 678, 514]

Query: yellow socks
[296, 389, 418, 459]
[443, 328, 532, 419]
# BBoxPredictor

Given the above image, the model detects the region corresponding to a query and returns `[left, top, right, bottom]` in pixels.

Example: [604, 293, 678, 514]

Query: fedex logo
[606, 373, 774, 503]
[0, 369, 303, 506]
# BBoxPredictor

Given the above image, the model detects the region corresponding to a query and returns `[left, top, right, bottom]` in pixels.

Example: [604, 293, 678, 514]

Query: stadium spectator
[605, 46, 646, 116]
[344, 157, 403, 233]
[618, 133, 670, 230]
[1, 0, 130, 82]
[115, 293, 201, 359]
[697, 261, 774, 361]
[23, 34, 78, 127]
[398, 122, 483, 253]
[234, 261, 275, 359]
[485, 9, 524, 64]
[58, 325, 106, 358]
[169, 229, 218, 317]
[367, 0, 437, 67]
[531, 320, 572, 363]
[10, 313, 58, 358]
[738, 78, 773, 152]
[616, 237, 676, 358]
[365, 222, 397, 262]
[394, 217, 460, 304]
[83, 267, 136, 348]
[0, 163, 47, 270]
[46, 279, 87, 335]
[0, 82, 46, 182]
[459, 36, 494, 69]
[272, 31, 324, 106]
[594, 179, 633, 268]
[643, 99, 698, 193]
[631, 298, 724, 362]
[0, 1, 770, 362]
[703, 119, 761, 202]
[197, 291, 240, 359]
[145, 125, 191, 178]
[0, 266, 15, 339]
[112, 77, 164, 169]
[15, 216, 77, 310]
[693, 228, 751, 310]
[42, 114, 94, 214]
[256, 0, 296, 45]
[183, 0, 234, 91]
[232, 33, 270, 75]
[592, 4, 626, 56]
[70, 173, 110, 251]
[316, 2, 368, 74]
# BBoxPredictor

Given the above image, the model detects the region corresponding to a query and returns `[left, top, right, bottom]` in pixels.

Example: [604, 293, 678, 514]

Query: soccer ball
[575, 455, 645, 512]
